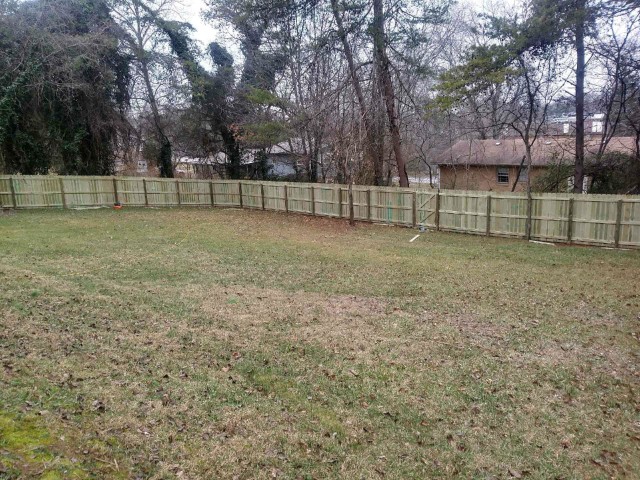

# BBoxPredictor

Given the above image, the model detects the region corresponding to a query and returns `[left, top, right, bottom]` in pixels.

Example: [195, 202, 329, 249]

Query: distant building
[435, 136, 636, 192]
[546, 113, 605, 136]
[175, 149, 298, 179]
[175, 139, 325, 179]
[136, 159, 148, 174]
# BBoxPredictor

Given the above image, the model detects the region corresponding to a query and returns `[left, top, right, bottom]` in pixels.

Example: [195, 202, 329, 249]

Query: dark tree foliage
[0, 0, 130, 175]
[159, 11, 286, 180]
[156, 20, 243, 177]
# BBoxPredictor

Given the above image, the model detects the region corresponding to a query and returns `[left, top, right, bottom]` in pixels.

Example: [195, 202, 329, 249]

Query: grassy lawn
[1, 207, 639, 479]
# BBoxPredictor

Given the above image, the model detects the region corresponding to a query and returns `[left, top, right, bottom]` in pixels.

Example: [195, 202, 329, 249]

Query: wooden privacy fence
[1, 175, 639, 249]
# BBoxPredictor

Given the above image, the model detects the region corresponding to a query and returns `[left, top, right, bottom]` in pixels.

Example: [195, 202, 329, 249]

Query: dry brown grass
[1, 207, 639, 479]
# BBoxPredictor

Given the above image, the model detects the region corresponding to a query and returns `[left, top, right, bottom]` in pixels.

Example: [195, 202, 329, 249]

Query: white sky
[176, 0, 499, 51]
[179, 0, 216, 45]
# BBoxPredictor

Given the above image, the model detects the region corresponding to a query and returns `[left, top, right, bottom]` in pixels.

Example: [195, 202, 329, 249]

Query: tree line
[1, 0, 639, 192]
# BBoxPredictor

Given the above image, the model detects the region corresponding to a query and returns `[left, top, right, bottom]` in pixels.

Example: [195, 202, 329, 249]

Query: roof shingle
[435, 136, 637, 166]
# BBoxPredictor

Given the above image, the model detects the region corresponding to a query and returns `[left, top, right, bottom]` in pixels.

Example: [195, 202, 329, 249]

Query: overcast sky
[176, 0, 506, 52]
[179, 0, 218, 46]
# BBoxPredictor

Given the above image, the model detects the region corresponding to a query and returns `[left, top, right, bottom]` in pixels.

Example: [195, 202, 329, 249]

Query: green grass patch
[1, 208, 639, 479]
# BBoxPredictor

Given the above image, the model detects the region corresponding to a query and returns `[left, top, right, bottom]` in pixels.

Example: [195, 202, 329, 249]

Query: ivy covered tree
[157, 0, 289, 180]
[155, 20, 240, 178]
[0, 0, 130, 175]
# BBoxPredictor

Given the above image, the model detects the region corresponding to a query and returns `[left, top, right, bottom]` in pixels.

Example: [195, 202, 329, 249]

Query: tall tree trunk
[140, 60, 172, 178]
[330, 0, 378, 185]
[130, 0, 173, 179]
[573, 0, 585, 193]
[371, 44, 385, 186]
[372, 0, 409, 187]
[220, 125, 241, 179]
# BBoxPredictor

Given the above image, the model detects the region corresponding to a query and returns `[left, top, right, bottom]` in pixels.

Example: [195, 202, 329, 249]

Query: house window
[592, 121, 603, 133]
[497, 167, 509, 184]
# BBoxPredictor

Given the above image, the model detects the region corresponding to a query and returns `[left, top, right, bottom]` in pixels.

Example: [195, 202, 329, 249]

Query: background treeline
[1, 0, 639, 192]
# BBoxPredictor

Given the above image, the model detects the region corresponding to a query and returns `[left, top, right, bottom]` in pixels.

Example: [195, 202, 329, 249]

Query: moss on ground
[0, 411, 88, 479]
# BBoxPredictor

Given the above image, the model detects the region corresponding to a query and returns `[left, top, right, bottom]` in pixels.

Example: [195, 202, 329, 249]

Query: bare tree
[110, 0, 186, 177]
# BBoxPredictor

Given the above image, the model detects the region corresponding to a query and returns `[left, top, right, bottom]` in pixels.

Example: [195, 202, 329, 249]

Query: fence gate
[416, 191, 438, 228]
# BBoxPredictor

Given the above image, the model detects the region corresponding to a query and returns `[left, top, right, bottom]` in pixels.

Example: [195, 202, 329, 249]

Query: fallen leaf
[508, 468, 523, 478]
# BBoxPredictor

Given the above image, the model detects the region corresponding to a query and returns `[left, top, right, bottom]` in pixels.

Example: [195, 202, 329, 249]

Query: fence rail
[1, 175, 639, 249]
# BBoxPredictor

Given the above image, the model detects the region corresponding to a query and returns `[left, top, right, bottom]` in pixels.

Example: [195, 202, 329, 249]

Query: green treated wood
[211, 180, 240, 206]
[567, 198, 574, 243]
[614, 199, 623, 248]
[412, 191, 417, 227]
[113, 177, 119, 205]
[143, 179, 148, 206]
[62, 176, 115, 208]
[175, 180, 211, 206]
[284, 184, 289, 213]
[311, 185, 337, 216]
[284, 184, 309, 213]
[348, 183, 354, 225]
[310, 185, 316, 215]
[619, 200, 640, 247]
[9, 177, 17, 208]
[117, 177, 145, 206]
[571, 197, 618, 245]
[59, 178, 67, 208]
[3, 176, 639, 248]
[489, 194, 527, 238]
[435, 191, 440, 231]
[486, 195, 491, 236]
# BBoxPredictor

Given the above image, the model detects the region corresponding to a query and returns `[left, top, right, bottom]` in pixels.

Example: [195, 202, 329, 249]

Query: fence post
[176, 179, 181, 206]
[143, 178, 149, 207]
[435, 190, 440, 231]
[525, 193, 533, 240]
[59, 177, 67, 209]
[238, 182, 243, 208]
[348, 183, 355, 226]
[567, 198, 574, 243]
[310, 185, 316, 215]
[367, 189, 371, 221]
[485, 195, 491, 236]
[112, 177, 119, 205]
[412, 191, 417, 227]
[614, 199, 623, 248]
[337, 188, 342, 218]
[209, 181, 215, 207]
[260, 183, 266, 210]
[284, 184, 289, 213]
[9, 177, 17, 208]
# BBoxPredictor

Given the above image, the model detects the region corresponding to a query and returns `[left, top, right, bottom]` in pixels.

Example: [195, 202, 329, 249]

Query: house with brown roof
[435, 136, 636, 192]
